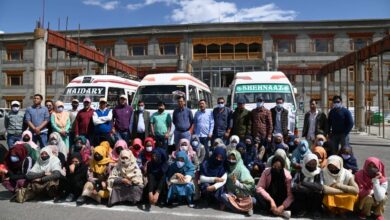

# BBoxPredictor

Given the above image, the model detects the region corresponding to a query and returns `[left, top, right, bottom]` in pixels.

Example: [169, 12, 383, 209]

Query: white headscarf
[227, 135, 240, 152]
[301, 153, 321, 183]
[49, 132, 68, 159]
[267, 149, 291, 170]
[29, 147, 62, 173]
[323, 155, 352, 186]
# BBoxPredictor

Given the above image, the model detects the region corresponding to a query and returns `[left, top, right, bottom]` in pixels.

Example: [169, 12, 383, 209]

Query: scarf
[143, 137, 155, 162]
[131, 138, 144, 158]
[147, 148, 168, 175]
[323, 155, 351, 186]
[301, 153, 321, 183]
[16, 130, 39, 150]
[292, 140, 311, 163]
[49, 132, 68, 159]
[355, 157, 387, 198]
[267, 149, 291, 170]
[166, 151, 195, 179]
[226, 150, 254, 194]
[312, 146, 328, 168]
[171, 139, 196, 160]
[213, 138, 226, 149]
[268, 155, 287, 207]
[89, 144, 114, 175]
[110, 139, 129, 162]
[200, 147, 226, 177]
[29, 147, 62, 173]
[52, 101, 69, 129]
[5, 143, 28, 171]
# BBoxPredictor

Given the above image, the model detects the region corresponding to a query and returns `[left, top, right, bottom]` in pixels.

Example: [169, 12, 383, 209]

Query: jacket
[302, 110, 328, 138]
[270, 107, 289, 137]
[232, 108, 251, 139]
[131, 110, 150, 138]
[328, 107, 354, 135]
[251, 107, 272, 140]
[5, 110, 24, 135]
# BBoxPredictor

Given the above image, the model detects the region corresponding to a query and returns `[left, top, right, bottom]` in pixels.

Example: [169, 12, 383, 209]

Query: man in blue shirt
[24, 94, 50, 148]
[328, 95, 354, 153]
[92, 98, 113, 146]
[172, 96, 193, 147]
[194, 99, 214, 159]
[212, 97, 233, 145]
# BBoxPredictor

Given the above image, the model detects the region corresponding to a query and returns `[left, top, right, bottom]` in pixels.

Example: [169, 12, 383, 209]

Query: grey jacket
[5, 110, 24, 135]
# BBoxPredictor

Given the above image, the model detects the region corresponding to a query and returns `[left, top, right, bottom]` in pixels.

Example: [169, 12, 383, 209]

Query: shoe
[65, 194, 75, 202]
[376, 215, 384, 220]
[53, 197, 62, 203]
[188, 203, 195, 208]
[76, 196, 86, 205]
[296, 210, 306, 217]
[247, 209, 253, 216]
[282, 210, 291, 219]
[313, 211, 321, 219]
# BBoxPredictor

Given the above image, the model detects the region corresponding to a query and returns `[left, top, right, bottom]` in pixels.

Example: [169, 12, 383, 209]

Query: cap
[11, 101, 21, 106]
[83, 97, 91, 103]
[237, 97, 246, 104]
[99, 97, 107, 103]
[119, 94, 127, 99]
[71, 99, 79, 103]
[256, 97, 264, 102]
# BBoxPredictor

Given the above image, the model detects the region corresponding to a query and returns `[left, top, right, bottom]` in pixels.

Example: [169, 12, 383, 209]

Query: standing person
[212, 97, 233, 144]
[327, 96, 354, 153]
[270, 97, 289, 139]
[232, 98, 251, 140]
[4, 101, 24, 148]
[355, 157, 388, 220]
[45, 100, 54, 137]
[92, 98, 112, 146]
[112, 95, 133, 143]
[172, 96, 193, 147]
[68, 99, 79, 148]
[25, 94, 50, 148]
[130, 100, 150, 142]
[51, 101, 71, 150]
[193, 99, 214, 159]
[302, 99, 328, 144]
[250, 97, 272, 158]
[150, 102, 172, 150]
[74, 98, 94, 142]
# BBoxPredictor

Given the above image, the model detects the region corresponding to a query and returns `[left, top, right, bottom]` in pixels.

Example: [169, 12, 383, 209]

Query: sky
[0, 0, 389, 34]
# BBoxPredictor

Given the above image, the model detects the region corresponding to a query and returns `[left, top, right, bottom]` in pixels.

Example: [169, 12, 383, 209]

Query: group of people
[0, 93, 387, 220]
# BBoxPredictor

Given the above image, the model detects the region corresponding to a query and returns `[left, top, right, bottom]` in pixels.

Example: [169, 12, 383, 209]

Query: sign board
[64, 87, 106, 96]
[235, 83, 291, 93]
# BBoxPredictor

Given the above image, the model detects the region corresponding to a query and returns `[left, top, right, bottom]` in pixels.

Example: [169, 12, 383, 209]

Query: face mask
[341, 154, 351, 160]
[23, 136, 30, 142]
[333, 103, 342, 109]
[231, 143, 237, 148]
[158, 108, 164, 113]
[191, 141, 199, 147]
[317, 141, 324, 146]
[10, 155, 20, 162]
[41, 155, 50, 161]
[12, 107, 19, 112]
[246, 143, 252, 148]
[180, 145, 189, 152]
[72, 104, 78, 109]
[115, 147, 123, 155]
[49, 140, 58, 145]
[146, 146, 153, 152]
[329, 168, 340, 175]
[176, 161, 185, 168]
[256, 102, 264, 108]
[367, 167, 379, 178]
[228, 159, 237, 164]
[271, 167, 283, 176]
[74, 144, 83, 151]
[305, 165, 317, 172]
[217, 103, 224, 108]
[57, 107, 64, 113]
[214, 159, 223, 166]
[134, 145, 140, 151]
[94, 153, 103, 161]
[275, 143, 284, 149]
[138, 106, 144, 111]
[274, 140, 282, 144]
[276, 104, 283, 109]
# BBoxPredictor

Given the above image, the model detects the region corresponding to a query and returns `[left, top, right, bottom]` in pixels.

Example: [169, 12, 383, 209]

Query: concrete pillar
[355, 63, 366, 131]
[33, 28, 47, 102]
[320, 74, 328, 113]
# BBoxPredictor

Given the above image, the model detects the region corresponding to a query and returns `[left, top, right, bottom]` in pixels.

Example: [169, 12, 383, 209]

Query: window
[312, 38, 334, 52]
[107, 87, 125, 108]
[365, 64, 374, 81]
[5, 72, 23, 86]
[64, 69, 81, 84]
[160, 43, 178, 55]
[46, 71, 53, 86]
[329, 72, 335, 82]
[193, 44, 206, 54]
[7, 49, 23, 61]
[207, 44, 220, 54]
[249, 43, 261, 53]
[273, 39, 295, 53]
[348, 67, 355, 81]
[221, 44, 233, 53]
[351, 38, 372, 50]
[47, 48, 53, 60]
[235, 43, 247, 53]
[188, 85, 198, 109]
[129, 44, 147, 56]
[96, 45, 114, 57]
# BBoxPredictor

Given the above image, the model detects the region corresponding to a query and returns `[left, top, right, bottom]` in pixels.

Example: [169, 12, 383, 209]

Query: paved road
[0, 134, 389, 220]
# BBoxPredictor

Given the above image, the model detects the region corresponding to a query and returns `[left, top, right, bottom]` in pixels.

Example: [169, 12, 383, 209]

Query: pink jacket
[256, 168, 294, 209]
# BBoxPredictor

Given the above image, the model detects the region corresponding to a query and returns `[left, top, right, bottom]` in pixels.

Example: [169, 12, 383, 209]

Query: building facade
[0, 19, 389, 111]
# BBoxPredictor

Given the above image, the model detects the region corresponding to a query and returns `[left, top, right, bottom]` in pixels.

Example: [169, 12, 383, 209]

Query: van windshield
[134, 85, 186, 110]
[234, 83, 294, 104]
[59, 86, 106, 103]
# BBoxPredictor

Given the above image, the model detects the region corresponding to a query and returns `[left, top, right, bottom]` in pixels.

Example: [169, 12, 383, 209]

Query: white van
[229, 71, 298, 133]
[132, 73, 212, 144]
[59, 75, 139, 110]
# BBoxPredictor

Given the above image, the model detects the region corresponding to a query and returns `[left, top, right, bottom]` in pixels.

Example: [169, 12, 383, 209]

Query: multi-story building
[1, 19, 389, 110]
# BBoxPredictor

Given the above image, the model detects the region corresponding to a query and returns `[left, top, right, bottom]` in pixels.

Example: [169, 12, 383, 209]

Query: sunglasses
[217, 102, 224, 104]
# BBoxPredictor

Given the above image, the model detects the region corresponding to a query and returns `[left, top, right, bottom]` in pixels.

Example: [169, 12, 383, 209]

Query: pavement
[0, 133, 389, 220]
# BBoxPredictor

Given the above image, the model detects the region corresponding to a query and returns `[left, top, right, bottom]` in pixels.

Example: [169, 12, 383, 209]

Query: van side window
[108, 87, 125, 108]
[188, 85, 198, 109]
[206, 92, 212, 107]
[199, 89, 205, 101]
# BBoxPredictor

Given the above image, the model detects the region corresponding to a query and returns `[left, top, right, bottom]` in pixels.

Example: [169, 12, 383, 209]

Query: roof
[141, 73, 210, 91]
[68, 75, 139, 88]
[232, 71, 291, 85]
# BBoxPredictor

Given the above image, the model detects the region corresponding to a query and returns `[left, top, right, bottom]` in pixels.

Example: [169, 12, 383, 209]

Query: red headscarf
[143, 137, 156, 162]
[355, 157, 387, 198]
[130, 138, 144, 158]
[110, 140, 129, 162]
[5, 144, 28, 171]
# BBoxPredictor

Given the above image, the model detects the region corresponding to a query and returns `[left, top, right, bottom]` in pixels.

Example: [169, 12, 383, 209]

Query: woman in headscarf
[221, 150, 255, 216]
[20, 147, 63, 202]
[312, 146, 328, 168]
[256, 155, 293, 219]
[190, 135, 206, 165]
[291, 140, 311, 173]
[338, 145, 358, 174]
[2, 144, 35, 193]
[212, 138, 226, 151]
[171, 139, 199, 168]
[76, 143, 114, 205]
[71, 135, 92, 164]
[110, 139, 129, 164]
[49, 132, 68, 160]
[199, 147, 227, 204]
[236, 143, 251, 167]
[355, 157, 387, 220]
[322, 155, 359, 216]
[62, 153, 88, 202]
[166, 151, 196, 208]
[226, 135, 239, 152]
[51, 101, 71, 149]
[138, 137, 156, 172]
[266, 149, 291, 170]
[147, 148, 168, 205]
[313, 134, 326, 149]
[291, 153, 324, 218]
[130, 138, 144, 159]
[15, 130, 39, 150]
[107, 149, 144, 207]
[271, 133, 289, 153]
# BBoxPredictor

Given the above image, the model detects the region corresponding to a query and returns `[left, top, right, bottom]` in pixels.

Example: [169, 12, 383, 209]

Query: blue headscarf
[147, 148, 168, 175]
[200, 147, 226, 177]
[292, 139, 311, 164]
[166, 150, 195, 179]
[236, 142, 251, 167]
